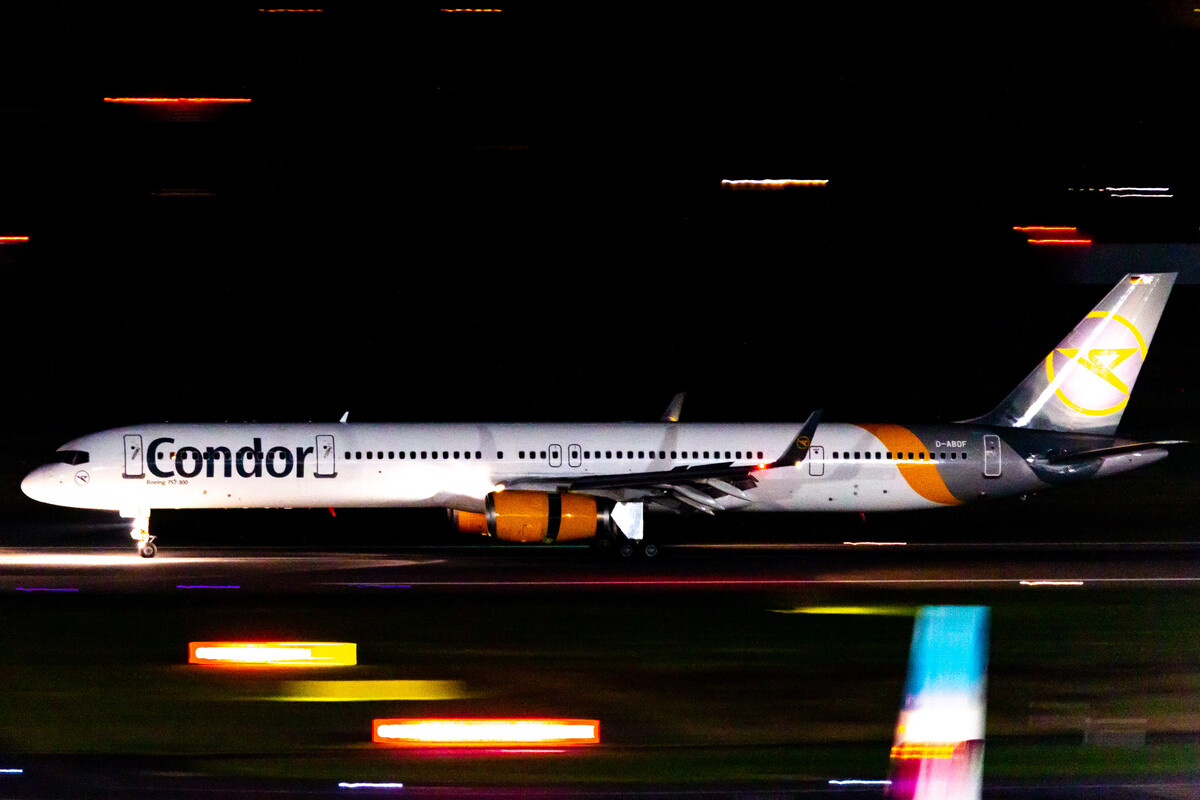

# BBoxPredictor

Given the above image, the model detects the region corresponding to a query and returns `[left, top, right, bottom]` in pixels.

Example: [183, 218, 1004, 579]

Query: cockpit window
[52, 450, 89, 466]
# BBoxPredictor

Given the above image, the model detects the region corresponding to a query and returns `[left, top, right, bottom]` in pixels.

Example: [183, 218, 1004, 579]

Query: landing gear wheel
[618, 541, 635, 558]
[139, 542, 157, 558]
[640, 542, 658, 559]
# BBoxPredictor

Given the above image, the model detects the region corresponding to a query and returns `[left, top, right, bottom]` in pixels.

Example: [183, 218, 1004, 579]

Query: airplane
[21, 273, 1181, 558]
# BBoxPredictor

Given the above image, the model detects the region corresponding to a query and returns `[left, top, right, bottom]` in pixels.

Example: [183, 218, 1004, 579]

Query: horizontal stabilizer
[1045, 439, 1186, 465]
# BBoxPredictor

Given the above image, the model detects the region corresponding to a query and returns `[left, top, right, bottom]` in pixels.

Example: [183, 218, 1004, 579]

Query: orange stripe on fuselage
[855, 424, 961, 506]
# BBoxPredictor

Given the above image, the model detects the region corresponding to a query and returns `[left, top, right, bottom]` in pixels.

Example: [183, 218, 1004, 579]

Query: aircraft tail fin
[966, 273, 1177, 436]
[888, 606, 989, 800]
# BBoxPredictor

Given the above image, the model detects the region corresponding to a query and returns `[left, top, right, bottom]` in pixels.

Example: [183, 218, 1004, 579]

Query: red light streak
[373, 718, 599, 747]
[104, 98, 252, 104]
[1027, 239, 1092, 245]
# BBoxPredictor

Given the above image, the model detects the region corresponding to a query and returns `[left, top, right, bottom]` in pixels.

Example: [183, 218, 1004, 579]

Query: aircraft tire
[139, 542, 157, 558]
[617, 541, 635, 558]
[641, 542, 659, 559]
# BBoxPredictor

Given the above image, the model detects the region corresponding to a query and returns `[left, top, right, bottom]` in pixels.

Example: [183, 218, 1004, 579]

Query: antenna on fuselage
[339, 411, 349, 423]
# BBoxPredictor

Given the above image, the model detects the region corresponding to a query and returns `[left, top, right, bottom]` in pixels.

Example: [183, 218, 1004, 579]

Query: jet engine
[482, 490, 602, 543]
[448, 509, 489, 535]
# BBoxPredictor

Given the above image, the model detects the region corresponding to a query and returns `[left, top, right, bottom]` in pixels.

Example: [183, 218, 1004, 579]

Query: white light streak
[339, 783, 404, 789]
[195, 646, 312, 662]
[1020, 580, 1084, 586]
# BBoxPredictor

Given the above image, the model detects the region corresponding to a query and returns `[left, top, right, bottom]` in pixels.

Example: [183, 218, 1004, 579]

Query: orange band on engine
[856, 424, 961, 506]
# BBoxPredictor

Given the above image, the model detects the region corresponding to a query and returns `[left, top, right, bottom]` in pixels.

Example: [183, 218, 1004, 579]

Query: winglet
[339, 412, 349, 424]
[771, 409, 822, 467]
[660, 392, 686, 423]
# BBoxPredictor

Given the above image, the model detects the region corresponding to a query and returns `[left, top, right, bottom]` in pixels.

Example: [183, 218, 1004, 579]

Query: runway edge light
[888, 606, 989, 800]
[188, 641, 356, 666]
[372, 718, 600, 747]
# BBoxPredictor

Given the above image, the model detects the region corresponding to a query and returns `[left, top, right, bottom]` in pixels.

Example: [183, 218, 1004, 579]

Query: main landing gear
[595, 534, 658, 559]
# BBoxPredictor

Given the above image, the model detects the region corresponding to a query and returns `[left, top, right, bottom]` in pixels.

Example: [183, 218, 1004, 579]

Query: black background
[1, 4, 1197, 537]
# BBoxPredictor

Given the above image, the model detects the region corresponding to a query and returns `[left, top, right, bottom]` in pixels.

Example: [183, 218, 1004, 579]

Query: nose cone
[21, 466, 52, 505]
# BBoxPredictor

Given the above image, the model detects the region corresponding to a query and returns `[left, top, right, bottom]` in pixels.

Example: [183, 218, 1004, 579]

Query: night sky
[1, 3, 1198, 444]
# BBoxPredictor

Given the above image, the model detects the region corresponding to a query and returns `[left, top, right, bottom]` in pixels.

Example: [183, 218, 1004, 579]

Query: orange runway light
[103, 97, 252, 105]
[188, 641, 356, 666]
[373, 718, 599, 747]
[440, 8, 504, 12]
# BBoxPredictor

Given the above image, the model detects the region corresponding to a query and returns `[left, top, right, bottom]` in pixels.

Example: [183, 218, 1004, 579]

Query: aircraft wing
[504, 410, 821, 514]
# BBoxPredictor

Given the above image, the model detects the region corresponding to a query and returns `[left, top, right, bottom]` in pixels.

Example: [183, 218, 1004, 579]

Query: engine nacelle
[484, 491, 602, 543]
[448, 509, 489, 535]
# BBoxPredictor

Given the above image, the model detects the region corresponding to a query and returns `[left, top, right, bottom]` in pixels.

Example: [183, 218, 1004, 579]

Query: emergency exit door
[123, 434, 145, 479]
[983, 435, 1001, 478]
[316, 435, 337, 478]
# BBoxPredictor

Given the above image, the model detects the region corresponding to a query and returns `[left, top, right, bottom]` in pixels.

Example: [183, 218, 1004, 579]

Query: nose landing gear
[128, 512, 157, 558]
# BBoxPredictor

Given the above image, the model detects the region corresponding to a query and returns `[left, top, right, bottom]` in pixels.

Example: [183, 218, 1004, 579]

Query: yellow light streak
[0, 236, 29, 243]
[890, 742, 957, 760]
[272, 680, 467, 701]
[773, 606, 918, 616]
[373, 718, 599, 746]
[188, 641, 356, 666]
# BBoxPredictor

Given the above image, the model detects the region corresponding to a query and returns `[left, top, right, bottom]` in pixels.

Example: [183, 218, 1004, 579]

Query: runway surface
[2, 539, 1199, 798]
[1, 541, 1200, 593]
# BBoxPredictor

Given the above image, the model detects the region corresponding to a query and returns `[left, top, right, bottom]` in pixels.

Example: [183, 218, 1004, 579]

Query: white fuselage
[19, 420, 1060, 518]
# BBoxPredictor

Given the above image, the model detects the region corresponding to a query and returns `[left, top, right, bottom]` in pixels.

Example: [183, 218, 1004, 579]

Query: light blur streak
[440, 8, 503, 12]
[189, 641, 356, 666]
[829, 779, 890, 785]
[0, 769, 23, 774]
[15, 588, 78, 592]
[198, 646, 311, 662]
[1110, 193, 1173, 198]
[775, 606, 917, 616]
[1012, 226, 1076, 232]
[1106, 186, 1169, 192]
[843, 541, 907, 546]
[721, 179, 828, 189]
[103, 97, 252, 104]
[273, 679, 467, 702]
[0, 554, 172, 566]
[259, 8, 324, 12]
[338, 783, 403, 789]
[890, 742, 957, 759]
[374, 719, 599, 746]
[177, 585, 239, 589]
[0, 236, 29, 243]
[1027, 239, 1092, 245]
[1020, 580, 1084, 586]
